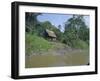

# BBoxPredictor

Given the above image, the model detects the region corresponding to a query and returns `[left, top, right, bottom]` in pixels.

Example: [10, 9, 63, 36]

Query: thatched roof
[46, 29, 56, 38]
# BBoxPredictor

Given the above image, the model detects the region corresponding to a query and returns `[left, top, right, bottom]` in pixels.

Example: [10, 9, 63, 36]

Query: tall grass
[25, 33, 52, 56]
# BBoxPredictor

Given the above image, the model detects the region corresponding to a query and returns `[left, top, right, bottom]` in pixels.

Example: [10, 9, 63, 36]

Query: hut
[44, 29, 57, 41]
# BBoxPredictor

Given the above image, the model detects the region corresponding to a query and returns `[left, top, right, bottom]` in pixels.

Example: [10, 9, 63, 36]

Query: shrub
[70, 39, 88, 49]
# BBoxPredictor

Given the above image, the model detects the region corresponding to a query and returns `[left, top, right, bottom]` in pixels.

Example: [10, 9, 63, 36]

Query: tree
[58, 25, 62, 31]
[78, 27, 89, 44]
[63, 15, 89, 47]
[40, 21, 53, 30]
[25, 12, 42, 33]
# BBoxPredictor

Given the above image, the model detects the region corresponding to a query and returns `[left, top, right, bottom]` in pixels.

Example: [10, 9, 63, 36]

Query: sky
[37, 13, 90, 32]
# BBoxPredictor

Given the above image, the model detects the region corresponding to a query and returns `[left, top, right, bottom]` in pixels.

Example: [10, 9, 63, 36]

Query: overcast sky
[37, 13, 90, 32]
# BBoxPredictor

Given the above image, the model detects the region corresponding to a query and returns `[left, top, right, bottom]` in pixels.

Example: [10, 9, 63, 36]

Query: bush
[70, 39, 88, 49]
[62, 37, 88, 49]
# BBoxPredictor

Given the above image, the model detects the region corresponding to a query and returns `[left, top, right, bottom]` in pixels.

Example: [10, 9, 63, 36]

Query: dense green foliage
[64, 15, 89, 48]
